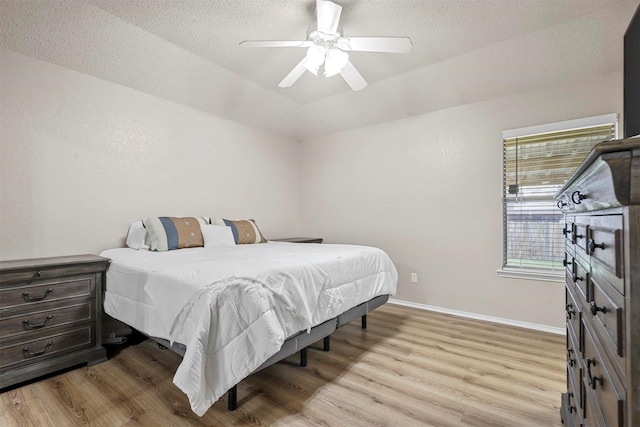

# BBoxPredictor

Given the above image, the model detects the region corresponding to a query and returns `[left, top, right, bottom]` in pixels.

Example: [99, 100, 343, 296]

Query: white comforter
[101, 242, 397, 416]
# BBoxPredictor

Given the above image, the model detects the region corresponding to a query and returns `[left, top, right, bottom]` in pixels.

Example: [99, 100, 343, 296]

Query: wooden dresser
[0, 254, 109, 389]
[555, 137, 639, 427]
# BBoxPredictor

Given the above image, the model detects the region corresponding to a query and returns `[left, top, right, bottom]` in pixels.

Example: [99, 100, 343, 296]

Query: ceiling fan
[240, 0, 412, 91]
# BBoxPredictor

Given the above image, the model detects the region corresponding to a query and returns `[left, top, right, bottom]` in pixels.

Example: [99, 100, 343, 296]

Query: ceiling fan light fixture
[241, 0, 412, 91]
[303, 45, 325, 75]
[324, 48, 349, 77]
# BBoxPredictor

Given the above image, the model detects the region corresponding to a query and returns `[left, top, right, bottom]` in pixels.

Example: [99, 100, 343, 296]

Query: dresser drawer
[564, 246, 575, 272]
[588, 215, 623, 273]
[564, 234, 575, 256]
[0, 327, 94, 372]
[589, 276, 626, 383]
[0, 258, 107, 285]
[0, 277, 93, 311]
[0, 303, 92, 341]
[561, 392, 579, 427]
[591, 260, 625, 304]
[564, 218, 575, 246]
[582, 322, 625, 427]
[567, 325, 583, 415]
[574, 220, 589, 254]
[572, 254, 590, 305]
[566, 285, 582, 353]
[565, 363, 583, 424]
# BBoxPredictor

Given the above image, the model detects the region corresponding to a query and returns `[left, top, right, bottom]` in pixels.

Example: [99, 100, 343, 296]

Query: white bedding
[100, 242, 397, 416]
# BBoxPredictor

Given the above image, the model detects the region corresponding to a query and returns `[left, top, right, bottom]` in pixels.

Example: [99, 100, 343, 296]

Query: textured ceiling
[85, 0, 624, 104]
[1, 0, 639, 140]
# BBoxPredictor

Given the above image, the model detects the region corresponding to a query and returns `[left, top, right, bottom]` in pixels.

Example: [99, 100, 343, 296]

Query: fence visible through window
[502, 116, 616, 272]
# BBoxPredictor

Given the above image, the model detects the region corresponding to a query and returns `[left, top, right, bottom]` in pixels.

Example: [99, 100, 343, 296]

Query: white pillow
[125, 220, 149, 250]
[202, 225, 236, 248]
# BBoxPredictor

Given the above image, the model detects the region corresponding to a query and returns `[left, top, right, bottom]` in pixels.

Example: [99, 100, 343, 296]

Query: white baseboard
[388, 298, 565, 335]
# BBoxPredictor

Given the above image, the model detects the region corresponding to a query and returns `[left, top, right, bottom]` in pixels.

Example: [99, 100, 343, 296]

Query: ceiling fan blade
[339, 61, 368, 91]
[337, 37, 413, 53]
[240, 40, 314, 48]
[278, 58, 308, 88]
[316, 0, 342, 35]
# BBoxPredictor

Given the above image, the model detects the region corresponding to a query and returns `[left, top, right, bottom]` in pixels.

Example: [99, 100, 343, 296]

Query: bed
[100, 239, 398, 416]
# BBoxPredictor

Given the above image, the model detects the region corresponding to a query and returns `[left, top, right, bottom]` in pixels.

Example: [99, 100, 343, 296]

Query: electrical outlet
[410, 273, 418, 283]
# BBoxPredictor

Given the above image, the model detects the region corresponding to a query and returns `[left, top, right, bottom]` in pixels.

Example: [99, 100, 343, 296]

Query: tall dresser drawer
[566, 285, 582, 353]
[566, 365, 582, 424]
[565, 239, 575, 263]
[574, 221, 589, 255]
[567, 325, 583, 414]
[588, 215, 623, 284]
[565, 240, 575, 264]
[573, 254, 590, 304]
[564, 218, 575, 246]
[589, 276, 626, 381]
[583, 322, 625, 427]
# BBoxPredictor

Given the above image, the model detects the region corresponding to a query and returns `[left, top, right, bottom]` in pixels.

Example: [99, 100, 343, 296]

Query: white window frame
[497, 113, 618, 282]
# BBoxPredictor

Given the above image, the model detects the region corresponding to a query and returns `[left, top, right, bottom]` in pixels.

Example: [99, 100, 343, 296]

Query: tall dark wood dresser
[556, 137, 640, 427]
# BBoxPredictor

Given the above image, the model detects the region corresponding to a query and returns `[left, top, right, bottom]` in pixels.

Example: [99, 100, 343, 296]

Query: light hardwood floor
[1, 303, 566, 426]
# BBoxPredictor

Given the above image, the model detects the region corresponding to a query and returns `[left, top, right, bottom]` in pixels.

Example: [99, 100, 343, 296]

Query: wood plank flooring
[1, 303, 566, 426]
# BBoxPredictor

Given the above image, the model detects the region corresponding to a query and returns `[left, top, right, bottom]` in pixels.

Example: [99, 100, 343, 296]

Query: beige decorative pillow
[211, 218, 267, 244]
[143, 217, 208, 251]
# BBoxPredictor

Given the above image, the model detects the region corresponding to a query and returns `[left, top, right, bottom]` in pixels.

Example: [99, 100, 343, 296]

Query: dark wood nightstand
[0, 254, 109, 389]
[271, 237, 323, 244]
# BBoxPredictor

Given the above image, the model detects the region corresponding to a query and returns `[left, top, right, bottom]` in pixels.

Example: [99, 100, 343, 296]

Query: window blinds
[503, 123, 615, 270]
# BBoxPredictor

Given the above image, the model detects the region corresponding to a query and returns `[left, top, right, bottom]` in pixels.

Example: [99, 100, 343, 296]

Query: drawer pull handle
[590, 301, 607, 316]
[22, 288, 53, 301]
[572, 274, 583, 283]
[566, 303, 575, 320]
[567, 392, 576, 413]
[567, 348, 575, 366]
[571, 191, 587, 204]
[23, 341, 53, 357]
[588, 239, 605, 253]
[35, 271, 41, 278]
[22, 315, 54, 329]
[557, 201, 567, 209]
[563, 258, 573, 267]
[585, 358, 603, 390]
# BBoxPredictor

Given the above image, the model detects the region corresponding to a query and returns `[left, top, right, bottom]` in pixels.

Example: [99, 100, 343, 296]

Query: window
[500, 114, 617, 281]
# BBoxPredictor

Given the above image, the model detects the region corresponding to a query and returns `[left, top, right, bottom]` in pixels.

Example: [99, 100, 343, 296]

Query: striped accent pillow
[212, 218, 267, 244]
[143, 217, 208, 251]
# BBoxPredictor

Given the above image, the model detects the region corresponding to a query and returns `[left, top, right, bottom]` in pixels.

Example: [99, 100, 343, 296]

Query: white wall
[0, 49, 300, 259]
[298, 71, 623, 329]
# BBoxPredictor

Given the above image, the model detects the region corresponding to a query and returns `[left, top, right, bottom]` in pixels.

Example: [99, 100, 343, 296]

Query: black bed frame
[150, 294, 389, 411]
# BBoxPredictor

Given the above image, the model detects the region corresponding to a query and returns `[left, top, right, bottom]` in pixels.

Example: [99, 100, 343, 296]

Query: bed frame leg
[300, 347, 308, 367]
[228, 385, 238, 411]
[361, 314, 367, 329]
[323, 336, 330, 351]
